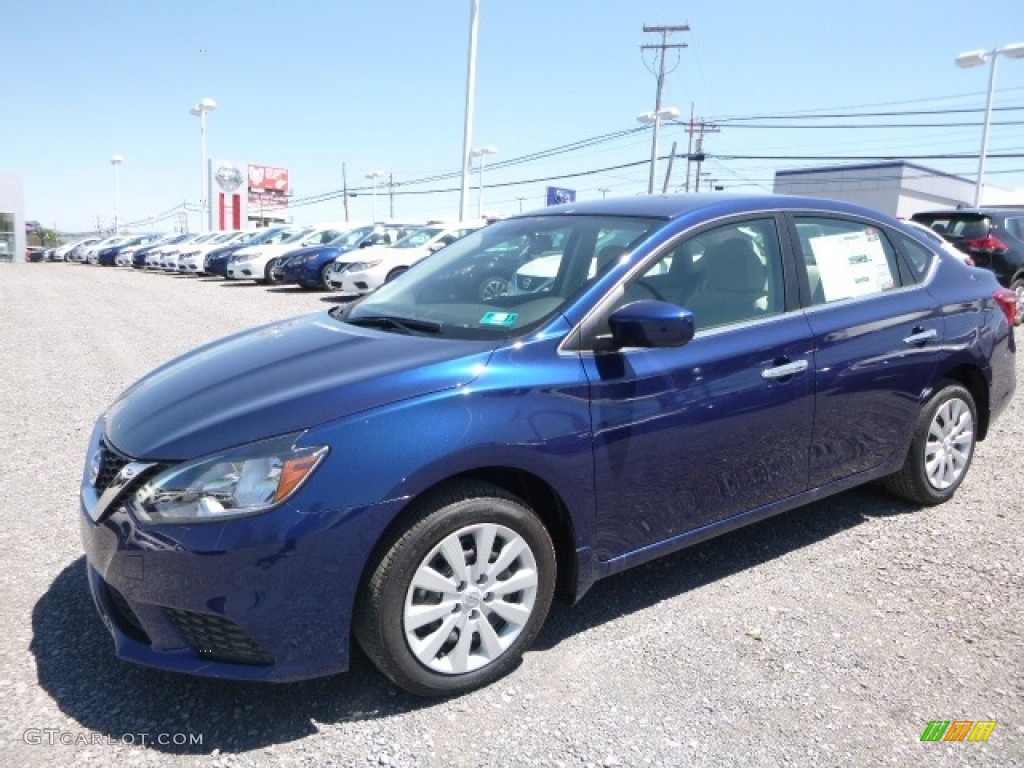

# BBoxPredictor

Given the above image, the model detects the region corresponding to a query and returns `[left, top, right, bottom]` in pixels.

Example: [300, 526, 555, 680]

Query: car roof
[510, 193, 901, 224]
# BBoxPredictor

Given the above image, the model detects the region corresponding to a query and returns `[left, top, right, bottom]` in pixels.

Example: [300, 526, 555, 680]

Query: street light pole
[637, 107, 680, 195]
[190, 97, 217, 230]
[459, 0, 481, 222]
[470, 145, 497, 218]
[956, 42, 1024, 207]
[366, 170, 386, 221]
[110, 155, 123, 234]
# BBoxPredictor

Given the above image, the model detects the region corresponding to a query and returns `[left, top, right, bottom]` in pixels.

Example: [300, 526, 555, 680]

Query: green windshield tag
[480, 311, 519, 327]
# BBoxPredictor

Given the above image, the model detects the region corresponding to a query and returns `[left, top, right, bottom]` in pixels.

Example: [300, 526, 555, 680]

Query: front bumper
[78, 426, 397, 682]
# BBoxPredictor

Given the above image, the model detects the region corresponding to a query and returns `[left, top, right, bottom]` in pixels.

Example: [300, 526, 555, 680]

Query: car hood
[104, 312, 496, 460]
[235, 242, 307, 259]
[284, 245, 341, 260]
[343, 245, 426, 265]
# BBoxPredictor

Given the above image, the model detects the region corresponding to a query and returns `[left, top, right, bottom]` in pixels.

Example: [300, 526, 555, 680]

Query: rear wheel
[354, 482, 556, 697]
[884, 382, 977, 505]
[320, 263, 337, 291]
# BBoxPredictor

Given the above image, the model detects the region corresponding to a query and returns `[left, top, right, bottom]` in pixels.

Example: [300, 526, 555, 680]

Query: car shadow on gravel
[30, 486, 915, 756]
[534, 484, 917, 650]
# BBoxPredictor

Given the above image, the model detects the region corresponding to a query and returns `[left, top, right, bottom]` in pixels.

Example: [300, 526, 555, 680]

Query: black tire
[884, 382, 977, 506]
[354, 482, 556, 697]
[263, 259, 278, 284]
[477, 274, 510, 301]
[1010, 278, 1024, 326]
[385, 266, 408, 284]
[320, 263, 337, 291]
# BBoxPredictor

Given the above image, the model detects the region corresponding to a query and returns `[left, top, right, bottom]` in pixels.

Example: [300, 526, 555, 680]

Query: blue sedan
[80, 194, 1016, 696]
[275, 224, 420, 289]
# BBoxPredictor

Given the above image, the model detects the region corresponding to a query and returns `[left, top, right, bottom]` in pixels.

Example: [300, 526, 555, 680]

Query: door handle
[761, 359, 809, 380]
[903, 328, 938, 345]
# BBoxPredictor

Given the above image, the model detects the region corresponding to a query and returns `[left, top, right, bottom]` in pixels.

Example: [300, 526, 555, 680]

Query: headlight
[348, 260, 382, 271]
[131, 433, 328, 524]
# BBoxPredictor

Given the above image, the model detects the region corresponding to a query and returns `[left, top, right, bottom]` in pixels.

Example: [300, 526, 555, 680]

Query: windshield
[395, 227, 443, 248]
[339, 215, 661, 340]
[329, 226, 374, 247]
[283, 228, 315, 244]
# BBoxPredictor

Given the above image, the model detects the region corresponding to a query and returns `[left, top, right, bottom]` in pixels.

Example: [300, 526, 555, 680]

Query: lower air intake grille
[164, 608, 274, 666]
[103, 582, 151, 644]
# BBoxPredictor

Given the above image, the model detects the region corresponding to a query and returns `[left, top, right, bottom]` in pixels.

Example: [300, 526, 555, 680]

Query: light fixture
[190, 97, 217, 230]
[470, 145, 497, 218]
[366, 170, 387, 221]
[955, 43, 1024, 206]
[637, 107, 680, 194]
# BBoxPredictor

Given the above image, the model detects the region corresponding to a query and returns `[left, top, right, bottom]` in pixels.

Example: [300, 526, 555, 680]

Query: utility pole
[641, 23, 689, 194]
[516, 196, 526, 212]
[342, 163, 350, 222]
[661, 141, 678, 194]
[690, 118, 719, 192]
[389, 172, 395, 220]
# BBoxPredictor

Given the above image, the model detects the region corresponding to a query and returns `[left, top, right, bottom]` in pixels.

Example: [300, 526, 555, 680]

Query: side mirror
[605, 300, 695, 349]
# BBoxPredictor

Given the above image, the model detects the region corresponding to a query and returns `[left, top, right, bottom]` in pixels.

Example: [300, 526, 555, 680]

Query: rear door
[789, 214, 944, 487]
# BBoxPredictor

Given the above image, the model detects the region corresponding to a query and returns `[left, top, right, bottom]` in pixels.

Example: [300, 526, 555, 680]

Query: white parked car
[144, 233, 198, 269]
[334, 222, 488, 294]
[55, 237, 101, 262]
[161, 232, 221, 271]
[81, 236, 129, 265]
[177, 231, 249, 274]
[226, 225, 348, 283]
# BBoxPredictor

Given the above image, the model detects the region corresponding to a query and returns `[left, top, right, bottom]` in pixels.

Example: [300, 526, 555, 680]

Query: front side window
[795, 217, 900, 305]
[614, 218, 784, 332]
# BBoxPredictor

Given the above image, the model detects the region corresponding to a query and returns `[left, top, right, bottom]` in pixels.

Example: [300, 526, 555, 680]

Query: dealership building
[0, 172, 26, 263]
[773, 161, 1023, 217]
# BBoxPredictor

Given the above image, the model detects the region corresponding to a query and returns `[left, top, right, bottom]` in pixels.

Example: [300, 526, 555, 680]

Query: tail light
[967, 235, 1009, 254]
[993, 288, 1018, 327]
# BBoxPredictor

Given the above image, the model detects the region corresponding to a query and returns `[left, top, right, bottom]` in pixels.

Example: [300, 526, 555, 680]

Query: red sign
[248, 165, 289, 193]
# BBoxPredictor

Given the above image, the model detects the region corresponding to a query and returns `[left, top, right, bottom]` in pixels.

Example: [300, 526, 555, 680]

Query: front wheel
[884, 382, 977, 506]
[385, 266, 408, 283]
[354, 482, 556, 697]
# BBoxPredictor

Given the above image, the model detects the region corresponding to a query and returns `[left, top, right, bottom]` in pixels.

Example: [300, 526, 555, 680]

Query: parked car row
[56, 221, 510, 298]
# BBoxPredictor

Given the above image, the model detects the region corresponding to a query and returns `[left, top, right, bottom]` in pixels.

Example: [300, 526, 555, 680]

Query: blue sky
[5, 0, 1024, 233]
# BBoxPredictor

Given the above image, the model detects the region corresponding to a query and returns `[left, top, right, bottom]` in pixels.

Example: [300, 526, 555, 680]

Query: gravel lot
[0, 263, 1021, 768]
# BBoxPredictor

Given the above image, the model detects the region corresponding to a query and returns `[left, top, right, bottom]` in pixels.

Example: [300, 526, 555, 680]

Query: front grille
[102, 581, 151, 644]
[164, 608, 274, 666]
[94, 440, 131, 493]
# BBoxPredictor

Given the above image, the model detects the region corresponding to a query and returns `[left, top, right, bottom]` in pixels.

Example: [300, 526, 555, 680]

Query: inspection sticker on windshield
[480, 311, 519, 327]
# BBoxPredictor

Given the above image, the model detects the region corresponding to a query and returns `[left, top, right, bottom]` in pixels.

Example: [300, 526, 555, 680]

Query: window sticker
[808, 230, 894, 301]
[480, 311, 519, 327]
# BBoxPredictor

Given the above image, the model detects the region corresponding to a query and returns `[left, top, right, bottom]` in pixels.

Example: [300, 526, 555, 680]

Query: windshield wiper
[345, 315, 443, 335]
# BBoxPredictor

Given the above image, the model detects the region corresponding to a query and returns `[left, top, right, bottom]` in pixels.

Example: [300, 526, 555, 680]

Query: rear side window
[891, 232, 935, 282]
[794, 217, 901, 305]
